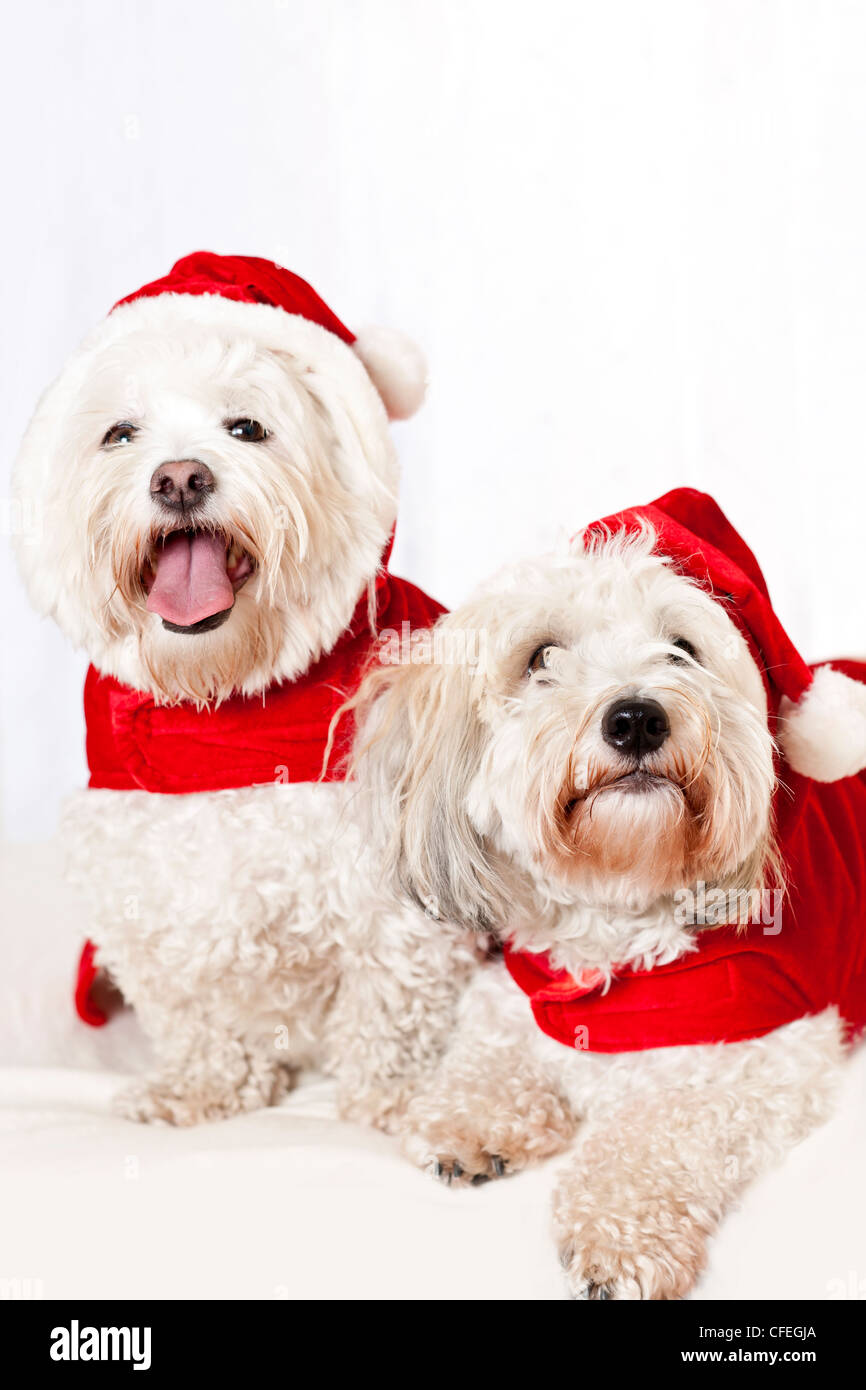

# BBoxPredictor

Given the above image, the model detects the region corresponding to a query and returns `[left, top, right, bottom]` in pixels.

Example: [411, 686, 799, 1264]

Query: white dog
[352, 489, 866, 1298]
[13, 252, 472, 1127]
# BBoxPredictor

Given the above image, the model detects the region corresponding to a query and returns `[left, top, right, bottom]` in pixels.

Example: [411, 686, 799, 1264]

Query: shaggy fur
[66, 782, 472, 1128]
[353, 528, 852, 1298]
[14, 297, 472, 1127]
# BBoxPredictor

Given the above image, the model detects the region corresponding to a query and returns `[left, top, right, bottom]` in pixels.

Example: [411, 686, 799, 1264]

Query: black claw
[433, 1161, 442, 1177]
[491, 1156, 505, 1177]
[471, 1173, 490, 1186]
[586, 1281, 612, 1301]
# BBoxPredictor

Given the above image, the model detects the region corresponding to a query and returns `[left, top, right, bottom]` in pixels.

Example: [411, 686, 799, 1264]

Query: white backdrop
[2, 0, 866, 840]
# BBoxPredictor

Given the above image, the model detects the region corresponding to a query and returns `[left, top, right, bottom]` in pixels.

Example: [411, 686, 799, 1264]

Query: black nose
[602, 697, 670, 758]
[150, 460, 215, 512]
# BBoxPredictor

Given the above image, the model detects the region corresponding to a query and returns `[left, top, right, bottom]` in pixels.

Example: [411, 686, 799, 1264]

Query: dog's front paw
[401, 1085, 576, 1187]
[555, 1190, 708, 1300]
[403, 1122, 511, 1187]
[558, 1230, 703, 1301]
[115, 1063, 292, 1126]
[114, 1078, 218, 1126]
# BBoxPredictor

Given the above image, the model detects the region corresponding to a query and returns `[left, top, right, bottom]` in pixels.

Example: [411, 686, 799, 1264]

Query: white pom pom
[778, 665, 866, 782]
[352, 325, 428, 420]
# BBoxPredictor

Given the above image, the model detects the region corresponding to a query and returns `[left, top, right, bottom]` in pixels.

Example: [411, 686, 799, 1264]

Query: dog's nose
[602, 698, 670, 757]
[149, 460, 214, 512]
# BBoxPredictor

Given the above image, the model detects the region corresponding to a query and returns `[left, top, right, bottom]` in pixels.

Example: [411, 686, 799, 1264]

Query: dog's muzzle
[141, 460, 255, 633]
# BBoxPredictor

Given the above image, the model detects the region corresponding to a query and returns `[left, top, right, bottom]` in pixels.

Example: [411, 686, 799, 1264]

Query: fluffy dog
[13, 252, 472, 1127]
[353, 489, 866, 1298]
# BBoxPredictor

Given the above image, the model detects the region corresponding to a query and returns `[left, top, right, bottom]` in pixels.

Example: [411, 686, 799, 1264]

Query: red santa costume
[504, 489, 866, 1052]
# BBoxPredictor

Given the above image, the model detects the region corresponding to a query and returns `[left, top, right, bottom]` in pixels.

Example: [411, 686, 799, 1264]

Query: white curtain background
[2, 0, 866, 841]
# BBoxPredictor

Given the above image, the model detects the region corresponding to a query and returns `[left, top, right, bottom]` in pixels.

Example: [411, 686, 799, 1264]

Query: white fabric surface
[2, 843, 864, 1300]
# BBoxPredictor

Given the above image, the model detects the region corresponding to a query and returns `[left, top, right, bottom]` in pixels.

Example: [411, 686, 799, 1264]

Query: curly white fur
[64, 782, 473, 1128]
[14, 294, 471, 1128]
[354, 530, 853, 1298]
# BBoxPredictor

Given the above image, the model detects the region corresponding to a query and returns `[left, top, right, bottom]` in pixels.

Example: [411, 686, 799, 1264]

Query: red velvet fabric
[74, 941, 106, 1028]
[113, 251, 356, 345]
[503, 484, 866, 1053]
[85, 570, 441, 794]
[75, 566, 444, 1023]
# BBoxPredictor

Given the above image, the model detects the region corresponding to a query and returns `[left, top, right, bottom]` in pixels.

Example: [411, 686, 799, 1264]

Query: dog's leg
[398, 962, 577, 1180]
[327, 907, 481, 1135]
[555, 1010, 845, 1299]
[115, 1005, 294, 1126]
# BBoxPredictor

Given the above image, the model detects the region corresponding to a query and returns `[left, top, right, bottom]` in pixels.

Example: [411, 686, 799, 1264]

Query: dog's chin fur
[135, 596, 286, 707]
[14, 307, 400, 703]
[550, 776, 699, 904]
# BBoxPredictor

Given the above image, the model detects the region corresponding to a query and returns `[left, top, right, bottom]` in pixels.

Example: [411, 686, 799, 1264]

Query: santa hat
[108, 250, 426, 421]
[583, 488, 866, 783]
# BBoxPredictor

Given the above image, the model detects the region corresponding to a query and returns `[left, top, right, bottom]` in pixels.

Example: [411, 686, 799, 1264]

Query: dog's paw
[114, 1079, 215, 1126]
[401, 1088, 576, 1188]
[114, 1078, 251, 1126]
[556, 1210, 707, 1301]
[430, 1152, 508, 1187]
[114, 1063, 292, 1127]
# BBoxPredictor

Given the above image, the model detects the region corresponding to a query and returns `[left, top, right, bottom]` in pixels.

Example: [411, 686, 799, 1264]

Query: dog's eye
[101, 421, 138, 448]
[527, 644, 553, 676]
[225, 417, 268, 442]
[669, 636, 699, 665]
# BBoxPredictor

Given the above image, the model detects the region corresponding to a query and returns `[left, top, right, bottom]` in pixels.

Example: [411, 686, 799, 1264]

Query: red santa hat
[584, 488, 866, 783]
[107, 250, 427, 421]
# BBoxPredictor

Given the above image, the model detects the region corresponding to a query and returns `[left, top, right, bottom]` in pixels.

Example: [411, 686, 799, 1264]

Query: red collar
[85, 569, 443, 794]
[503, 925, 811, 1052]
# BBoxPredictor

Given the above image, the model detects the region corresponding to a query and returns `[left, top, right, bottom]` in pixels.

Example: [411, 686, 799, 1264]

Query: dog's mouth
[141, 529, 255, 635]
[601, 769, 673, 795]
[563, 769, 678, 819]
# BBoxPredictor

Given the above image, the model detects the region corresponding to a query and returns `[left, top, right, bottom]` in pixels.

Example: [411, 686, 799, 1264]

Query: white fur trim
[778, 665, 866, 782]
[352, 325, 427, 420]
[108, 291, 394, 435]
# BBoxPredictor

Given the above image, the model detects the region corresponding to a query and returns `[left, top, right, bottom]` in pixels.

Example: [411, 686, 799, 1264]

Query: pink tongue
[146, 532, 235, 627]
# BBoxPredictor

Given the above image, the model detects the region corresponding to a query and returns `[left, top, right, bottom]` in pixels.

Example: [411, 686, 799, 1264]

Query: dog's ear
[350, 657, 506, 931]
[272, 342, 400, 515]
